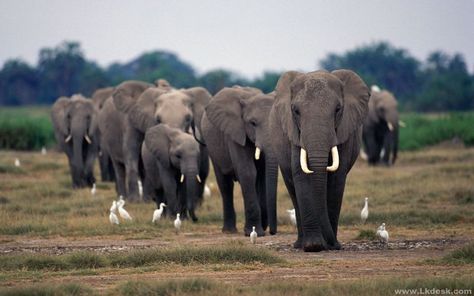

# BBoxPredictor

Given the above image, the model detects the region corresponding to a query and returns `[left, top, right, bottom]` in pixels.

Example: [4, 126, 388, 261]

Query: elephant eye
[292, 106, 300, 116]
[184, 114, 192, 123]
[250, 120, 257, 127]
[155, 116, 161, 124]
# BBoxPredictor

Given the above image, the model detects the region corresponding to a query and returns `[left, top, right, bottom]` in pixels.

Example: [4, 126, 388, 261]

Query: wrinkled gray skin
[98, 80, 210, 202]
[362, 90, 399, 165]
[201, 86, 277, 236]
[269, 70, 370, 251]
[92, 87, 115, 182]
[51, 95, 99, 188]
[240, 92, 278, 235]
[142, 124, 204, 221]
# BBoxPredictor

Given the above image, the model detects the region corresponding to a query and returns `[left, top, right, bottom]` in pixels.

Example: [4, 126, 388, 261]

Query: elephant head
[144, 124, 202, 221]
[366, 89, 399, 164]
[92, 87, 114, 110]
[274, 69, 369, 251]
[127, 86, 211, 140]
[51, 94, 99, 188]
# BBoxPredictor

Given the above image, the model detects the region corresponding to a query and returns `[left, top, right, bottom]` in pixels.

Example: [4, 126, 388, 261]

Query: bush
[0, 107, 55, 150]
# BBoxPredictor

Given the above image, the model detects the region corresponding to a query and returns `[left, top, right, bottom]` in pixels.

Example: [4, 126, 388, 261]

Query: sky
[0, 0, 473, 78]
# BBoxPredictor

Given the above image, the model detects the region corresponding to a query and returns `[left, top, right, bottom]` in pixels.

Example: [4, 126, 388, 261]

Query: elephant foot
[222, 225, 238, 234]
[328, 240, 342, 250]
[269, 228, 277, 236]
[303, 234, 328, 252]
[244, 225, 265, 237]
[293, 237, 303, 249]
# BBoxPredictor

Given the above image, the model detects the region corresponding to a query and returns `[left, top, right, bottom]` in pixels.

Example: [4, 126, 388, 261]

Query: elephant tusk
[300, 148, 314, 174]
[387, 122, 394, 132]
[255, 147, 261, 160]
[180, 174, 184, 183]
[65, 134, 72, 143]
[196, 175, 202, 183]
[399, 120, 406, 128]
[84, 134, 92, 144]
[327, 146, 340, 172]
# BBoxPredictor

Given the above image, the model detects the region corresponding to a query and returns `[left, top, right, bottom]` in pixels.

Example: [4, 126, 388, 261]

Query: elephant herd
[51, 69, 400, 252]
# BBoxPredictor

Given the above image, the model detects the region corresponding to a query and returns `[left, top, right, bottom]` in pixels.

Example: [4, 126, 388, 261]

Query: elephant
[92, 86, 115, 182]
[201, 86, 278, 236]
[142, 124, 205, 221]
[51, 94, 99, 188]
[98, 79, 211, 202]
[269, 69, 370, 252]
[362, 88, 399, 165]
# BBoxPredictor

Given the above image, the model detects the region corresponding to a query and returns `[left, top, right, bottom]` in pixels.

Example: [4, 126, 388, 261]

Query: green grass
[356, 229, 377, 240]
[0, 246, 283, 272]
[0, 283, 93, 296]
[441, 243, 474, 265]
[0, 106, 55, 150]
[400, 112, 474, 150]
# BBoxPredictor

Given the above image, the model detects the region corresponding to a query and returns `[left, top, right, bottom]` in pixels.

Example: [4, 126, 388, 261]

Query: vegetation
[441, 243, 474, 265]
[1, 41, 473, 111]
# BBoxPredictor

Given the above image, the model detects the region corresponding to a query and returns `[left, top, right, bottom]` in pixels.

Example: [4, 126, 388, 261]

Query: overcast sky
[1, 0, 473, 78]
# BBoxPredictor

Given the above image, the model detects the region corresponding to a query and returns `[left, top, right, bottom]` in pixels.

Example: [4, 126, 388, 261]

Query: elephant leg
[214, 166, 237, 233]
[112, 160, 127, 197]
[381, 132, 393, 165]
[327, 172, 347, 250]
[124, 128, 143, 202]
[279, 162, 303, 248]
[256, 158, 268, 232]
[365, 130, 380, 165]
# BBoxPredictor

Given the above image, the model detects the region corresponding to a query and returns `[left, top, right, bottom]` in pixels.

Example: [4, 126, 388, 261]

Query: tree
[0, 59, 39, 105]
[250, 71, 281, 94]
[198, 69, 248, 95]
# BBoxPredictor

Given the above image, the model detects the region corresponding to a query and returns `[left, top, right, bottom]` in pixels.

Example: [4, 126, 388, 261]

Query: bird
[203, 184, 211, 199]
[174, 213, 181, 234]
[41, 147, 47, 155]
[379, 223, 389, 244]
[14, 158, 20, 167]
[287, 209, 297, 227]
[91, 183, 96, 197]
[138, 180, 143, 197]
[376, 223, 385, 239]
[117, 198, 132, 221]
[371, 85, 381, 92]
[109, 201, 119, 225]
[360, 197, 369, 224]
[250, 226, 258, 244]
[152, 203, 167, 223]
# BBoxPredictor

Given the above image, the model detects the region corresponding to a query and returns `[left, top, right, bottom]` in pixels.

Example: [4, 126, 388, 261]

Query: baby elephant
[142, 124, 205, 221]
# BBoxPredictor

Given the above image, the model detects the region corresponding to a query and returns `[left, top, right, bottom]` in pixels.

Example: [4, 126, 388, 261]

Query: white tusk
[300, 148, 314, 174]
[326, 146, 340, 172]
[84, 134, 92, 144]
[196, 175, 202, 183]
[255, 147, 261, 160]
[399, 120, 406, 128]
[65, 134, 72, 143]
[180, 174, 184, 183]
[387, 122, 394, 132]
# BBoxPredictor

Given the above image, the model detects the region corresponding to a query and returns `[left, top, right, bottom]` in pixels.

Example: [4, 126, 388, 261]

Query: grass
[0, 246, 282, 271]
[399, 112, 474, 150]
[356, 229, 377, 240]
[0, 106, 55, 150]
[0, 283, 93, 296]
[441, 244, 474, 265]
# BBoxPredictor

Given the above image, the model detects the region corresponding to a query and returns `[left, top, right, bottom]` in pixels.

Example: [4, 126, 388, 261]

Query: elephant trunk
[265, 154, 279, 235]
[183, 166, 200, 222]
[71, 134, 85, 188]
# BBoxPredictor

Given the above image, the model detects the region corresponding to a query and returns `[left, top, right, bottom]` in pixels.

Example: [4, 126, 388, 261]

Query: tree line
[0, 41, 472, 111]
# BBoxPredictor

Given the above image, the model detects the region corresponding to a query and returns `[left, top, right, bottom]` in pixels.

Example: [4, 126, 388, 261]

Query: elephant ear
[273, 71, 304, 146]
[145, 124, 174, 168]
[367, 91, 382, 123]
[183, 87, 212, 136]
[92, 87, 114, 110]
[332, 69, 370, 145]
[112, 80, 153, 114]
[129, 88, 169, 133]
[51, 96, 71, 136]
[205, 88, 252, 146]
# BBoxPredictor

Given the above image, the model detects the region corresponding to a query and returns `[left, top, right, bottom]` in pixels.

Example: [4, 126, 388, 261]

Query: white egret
[138, 180, 143, 197]
[174, 213, 182, 234]
[250, 226, 257, 244]
[203, 185, 211, 199]
[361, 197, 369, 224]
[41, 147, 47, 155]
[379, 223, 389, 244]
[286, 209, 297, 227]
[117, 199, 132, 221]
[152, 203, 167, 223]
[14, 158, 20, 167]
[109, 211, 119, 225]
[91, 183, 96, 197]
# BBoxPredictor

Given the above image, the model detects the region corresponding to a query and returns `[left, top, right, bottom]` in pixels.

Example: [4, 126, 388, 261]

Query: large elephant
[92, 86, 115, 182]
[201, 86, 278, 236]
[362, 88, 399, 165]
[99, 80, 210, 201]
[51, 94, 99, 188]
[269, 70, 370, 252]
[142, 124, 205, 221]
